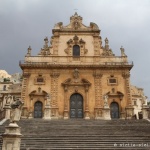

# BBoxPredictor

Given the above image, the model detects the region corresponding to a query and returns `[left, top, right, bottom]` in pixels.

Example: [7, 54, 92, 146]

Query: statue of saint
[103, 94, 109, 107]
[10, 98, 24, 123]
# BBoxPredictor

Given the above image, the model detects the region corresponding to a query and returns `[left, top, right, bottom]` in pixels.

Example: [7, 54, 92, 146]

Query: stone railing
[0, 109, 6, 121]
[19, 56, 133, 67]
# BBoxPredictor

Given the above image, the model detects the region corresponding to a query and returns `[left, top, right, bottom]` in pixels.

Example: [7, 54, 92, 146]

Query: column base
[84, 110, 90, 119]
[94, 107, 103, 119]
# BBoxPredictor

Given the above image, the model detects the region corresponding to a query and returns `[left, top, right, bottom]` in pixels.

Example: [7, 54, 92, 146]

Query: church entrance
[34, 101, 43, 118]
[110, 102, 119, 119]
[70, 93, 83, 118]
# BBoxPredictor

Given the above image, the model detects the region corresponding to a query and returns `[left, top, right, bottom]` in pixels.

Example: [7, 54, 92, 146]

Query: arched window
[73, 45, 80, 57]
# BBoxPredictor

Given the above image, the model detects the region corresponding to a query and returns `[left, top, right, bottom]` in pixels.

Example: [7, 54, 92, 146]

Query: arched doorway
[110, 102, 119, 119]
[34, 101, 43, 118]
[70, 93, 83, 118]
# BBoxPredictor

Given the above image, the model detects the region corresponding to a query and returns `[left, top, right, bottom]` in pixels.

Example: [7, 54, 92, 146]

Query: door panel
[110, 102, 119, 119]
[34, 101, 43, 118]
[70, 94, 83, 118]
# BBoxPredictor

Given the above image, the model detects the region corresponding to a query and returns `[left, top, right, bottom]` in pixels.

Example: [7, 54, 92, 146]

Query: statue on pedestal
[10, 98, 24, 123]
[103, 94, 109, 107]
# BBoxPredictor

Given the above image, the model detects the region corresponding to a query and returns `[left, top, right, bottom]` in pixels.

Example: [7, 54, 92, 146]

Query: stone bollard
[2, 123, 22, 150]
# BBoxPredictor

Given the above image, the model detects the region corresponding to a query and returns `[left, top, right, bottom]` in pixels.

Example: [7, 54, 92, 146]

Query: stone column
[2, 123, 22, 150]
[64, 85, 69, 119]
[84, 85, 90, 119]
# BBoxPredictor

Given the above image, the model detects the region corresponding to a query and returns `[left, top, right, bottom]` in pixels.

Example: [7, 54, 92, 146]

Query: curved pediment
[54, 12, 99, 31]
[29, 89, 48, 96]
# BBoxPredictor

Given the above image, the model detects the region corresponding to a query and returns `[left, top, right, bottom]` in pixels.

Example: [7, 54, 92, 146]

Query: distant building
[131, 85, 148, 119]
[0, 70, 22, 111]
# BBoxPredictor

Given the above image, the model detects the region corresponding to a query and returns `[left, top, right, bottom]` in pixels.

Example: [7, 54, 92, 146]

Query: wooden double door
[70, 93, 83, 118]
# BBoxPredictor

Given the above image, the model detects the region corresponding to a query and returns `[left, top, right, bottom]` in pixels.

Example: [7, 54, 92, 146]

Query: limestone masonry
[17, 13, 148, 120]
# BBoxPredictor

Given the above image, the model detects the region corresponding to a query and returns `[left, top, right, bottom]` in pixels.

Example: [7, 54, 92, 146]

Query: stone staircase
[0, 119, 150, 149]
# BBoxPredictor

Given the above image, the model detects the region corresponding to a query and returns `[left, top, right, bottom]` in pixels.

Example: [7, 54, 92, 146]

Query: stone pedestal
[120, 111, 126, 119]
[4, 104, 11, 119]
[94, 108, 103, 119]
[142, 105, 149, 119]
[43, 105, 51, 119]
[2, 123, 22, 150]
[125, 106, 134, 119]
[102, 106, 111, 120]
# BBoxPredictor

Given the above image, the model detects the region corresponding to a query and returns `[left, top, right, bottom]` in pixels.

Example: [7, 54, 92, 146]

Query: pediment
[54, 13, 99, 31]
[29, 89, 48, 96]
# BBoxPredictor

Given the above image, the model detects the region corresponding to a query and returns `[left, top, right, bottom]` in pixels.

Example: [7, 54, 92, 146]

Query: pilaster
[50, 71, 60, 119]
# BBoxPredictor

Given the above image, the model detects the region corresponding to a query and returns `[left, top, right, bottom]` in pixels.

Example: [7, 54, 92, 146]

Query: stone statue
[73, 68, 79, 79]
[5, 94, 13, 105]
[10, 98, 24, 123]
[103, 94, 109, 107]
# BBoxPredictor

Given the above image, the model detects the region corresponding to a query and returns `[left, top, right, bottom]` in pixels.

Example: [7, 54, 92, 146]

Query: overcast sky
[0, 0, 150, 99]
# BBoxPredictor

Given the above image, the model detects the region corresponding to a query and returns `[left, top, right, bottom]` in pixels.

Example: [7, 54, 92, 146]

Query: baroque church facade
[20, 13, 135, 120]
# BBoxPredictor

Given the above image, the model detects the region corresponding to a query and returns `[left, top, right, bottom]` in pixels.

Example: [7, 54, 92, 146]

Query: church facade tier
[19, 13, 134, 120]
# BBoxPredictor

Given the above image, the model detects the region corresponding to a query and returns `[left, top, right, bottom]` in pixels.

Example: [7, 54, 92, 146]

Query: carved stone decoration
[64, 35, 88, 56]
[50, 71, 60, 119]
[73, 68, 79, 79]
[93, 70, 103, 119]
[21, 73, 30, 107]
[38, 37, 50, 56]
[122, 71, 132, 106]
[101, 38, 114, 56]
[62, 78, 91, 119]
[120, 46, 127, 56]
[70, 12, 82, 30]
